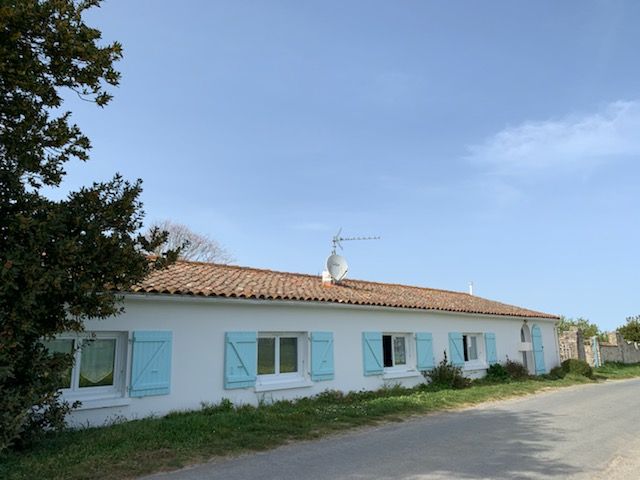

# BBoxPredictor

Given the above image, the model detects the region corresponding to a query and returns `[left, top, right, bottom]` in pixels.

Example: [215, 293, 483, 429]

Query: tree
[618, 316, 640, 343]
[146, 220, 234, 264]
[0, 0, 175, 450]
[557, 316, 606, 341]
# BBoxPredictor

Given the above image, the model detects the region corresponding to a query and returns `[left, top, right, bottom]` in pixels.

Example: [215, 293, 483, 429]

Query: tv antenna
[325, 228, 381, 284]
[331, 228, 381, 255]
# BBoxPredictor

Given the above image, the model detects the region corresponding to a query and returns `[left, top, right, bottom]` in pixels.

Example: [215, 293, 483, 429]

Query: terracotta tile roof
[130, 260, 559, 319]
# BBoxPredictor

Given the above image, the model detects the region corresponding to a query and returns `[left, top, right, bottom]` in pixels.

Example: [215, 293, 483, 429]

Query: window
[257, 333, 304, 381]
[45, 338, 75, 389]
[43, 332, 127, 400]
[462, 334, 478, 362]
[461, 333, 485, 367]
[79, 339, 116, 388]
[382, 334, 408, 368]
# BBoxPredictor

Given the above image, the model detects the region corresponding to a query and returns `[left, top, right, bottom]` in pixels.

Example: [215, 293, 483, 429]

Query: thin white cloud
[468, 101, 640, 175]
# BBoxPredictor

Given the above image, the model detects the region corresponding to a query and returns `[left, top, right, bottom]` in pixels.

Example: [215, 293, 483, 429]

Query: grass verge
[593, 362, 640, 379]
[1, 363, 639, 480]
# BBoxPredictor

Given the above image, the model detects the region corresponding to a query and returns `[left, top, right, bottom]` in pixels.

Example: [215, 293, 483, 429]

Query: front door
[531, 325, 546, 374]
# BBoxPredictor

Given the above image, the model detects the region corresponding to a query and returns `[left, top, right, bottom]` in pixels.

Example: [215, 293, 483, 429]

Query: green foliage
[617, 315, 640, 343]
[594, 362, 640, 379]
[422, 351, 470, 389]
[548, 366, 566, 380]
[557, 316, 606, 341]
[0, 1, 176, 451]
[504, 359, 529, 380]
[485, 363, 510, 383]
[561, 359, 593, 378]
[484, 360, 533, 383]
[6, 367, 639, 480]
[199, 398, 234, 415]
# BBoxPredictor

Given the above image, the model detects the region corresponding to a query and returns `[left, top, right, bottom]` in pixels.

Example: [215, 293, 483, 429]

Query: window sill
[255, 379, 313, 392]
[71, 396, 131, 411]
[463, 362, 488, 372]
[383, 369, 421, 380]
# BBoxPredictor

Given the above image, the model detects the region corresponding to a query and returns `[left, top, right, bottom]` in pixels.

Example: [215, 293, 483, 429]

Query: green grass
[593, 362, 640, 379]
[1, 363, 638, 480]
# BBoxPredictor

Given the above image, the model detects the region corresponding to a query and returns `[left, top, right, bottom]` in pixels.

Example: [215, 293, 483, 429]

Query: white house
[49, 260, 561, 426]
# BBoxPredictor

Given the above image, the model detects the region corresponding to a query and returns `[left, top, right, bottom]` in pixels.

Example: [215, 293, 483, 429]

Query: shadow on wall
[189, 408, 579, 480]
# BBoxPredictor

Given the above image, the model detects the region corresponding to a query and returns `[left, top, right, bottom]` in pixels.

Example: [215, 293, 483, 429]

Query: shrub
[548, 366, 566, 379]
[314, 390, 345, 403]
[200, 398, 234, 415]
[561, 359, 593, 378]
[423, 352, 470, 389]
[485, 363, 510, 383]
[504, 359, 529, 380]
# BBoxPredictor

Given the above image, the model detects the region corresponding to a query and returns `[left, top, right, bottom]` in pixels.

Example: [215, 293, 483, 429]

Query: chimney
[322, 270, 333, 287]
[469, 282, 474, 296]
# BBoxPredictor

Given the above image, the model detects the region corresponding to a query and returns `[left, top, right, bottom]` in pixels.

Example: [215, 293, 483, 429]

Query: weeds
[1, 363, 638, 480]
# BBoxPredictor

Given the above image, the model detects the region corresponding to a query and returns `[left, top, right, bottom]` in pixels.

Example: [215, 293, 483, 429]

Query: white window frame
[382, 333, 415, 374]
[49, 331, 128, 403]
[256, 332, 308, 390]
[462, 333, 487, 370]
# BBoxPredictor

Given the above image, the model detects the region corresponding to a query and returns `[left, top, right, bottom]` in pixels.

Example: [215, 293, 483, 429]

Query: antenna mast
[331, 228, 381, 254]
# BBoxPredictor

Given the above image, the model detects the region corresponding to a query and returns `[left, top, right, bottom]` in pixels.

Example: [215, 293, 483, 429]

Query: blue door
[531, 325, 546, 375]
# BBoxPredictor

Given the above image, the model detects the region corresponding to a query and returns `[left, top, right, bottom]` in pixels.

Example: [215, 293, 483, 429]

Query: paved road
[145, 378, 640, 480]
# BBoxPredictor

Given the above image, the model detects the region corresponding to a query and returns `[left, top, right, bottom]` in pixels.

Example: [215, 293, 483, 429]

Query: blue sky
[57, 1, 640, 330]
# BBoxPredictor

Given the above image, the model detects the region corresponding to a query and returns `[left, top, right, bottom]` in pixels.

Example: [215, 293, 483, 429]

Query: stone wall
[558, 328, 585, 362]
[558, 328, 602, 366]
[600, 332, 640, 364]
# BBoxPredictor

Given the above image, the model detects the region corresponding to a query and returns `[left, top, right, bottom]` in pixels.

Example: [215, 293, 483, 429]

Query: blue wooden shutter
[484, 332, 498, 364]
[531, 325, 546, 374]
[448, 332, 464, 366]
[362, 332, 383, 376]
[224, 332, 257, 389]
[311, 332, 334, 381]
[416, 332, 435, 370]
[130, 331, 172, 397]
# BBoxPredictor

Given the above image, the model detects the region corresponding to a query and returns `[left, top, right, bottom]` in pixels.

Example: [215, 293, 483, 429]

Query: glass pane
[393, 336, 406, 365]
[382, 335, 393, 367]
[258, 337, 275, 375]
[44, 339, 74, 389]
[462, 335, 469, 361]
[468, 336, 478, 361]
[279, 337, 298, 373]
[79, 339, 116, 388]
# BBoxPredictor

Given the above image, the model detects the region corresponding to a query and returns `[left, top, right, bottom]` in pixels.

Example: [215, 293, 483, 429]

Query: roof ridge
[150, 259, 559, 319]
[173, 259, 471, 297]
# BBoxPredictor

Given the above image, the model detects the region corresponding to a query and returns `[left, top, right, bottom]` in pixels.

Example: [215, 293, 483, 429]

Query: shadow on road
[394, 408, 578, 480]
[152, 406, 581, 480]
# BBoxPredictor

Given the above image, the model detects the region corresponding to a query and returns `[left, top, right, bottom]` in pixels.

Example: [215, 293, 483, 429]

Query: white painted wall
[68, 294, 560, 426]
